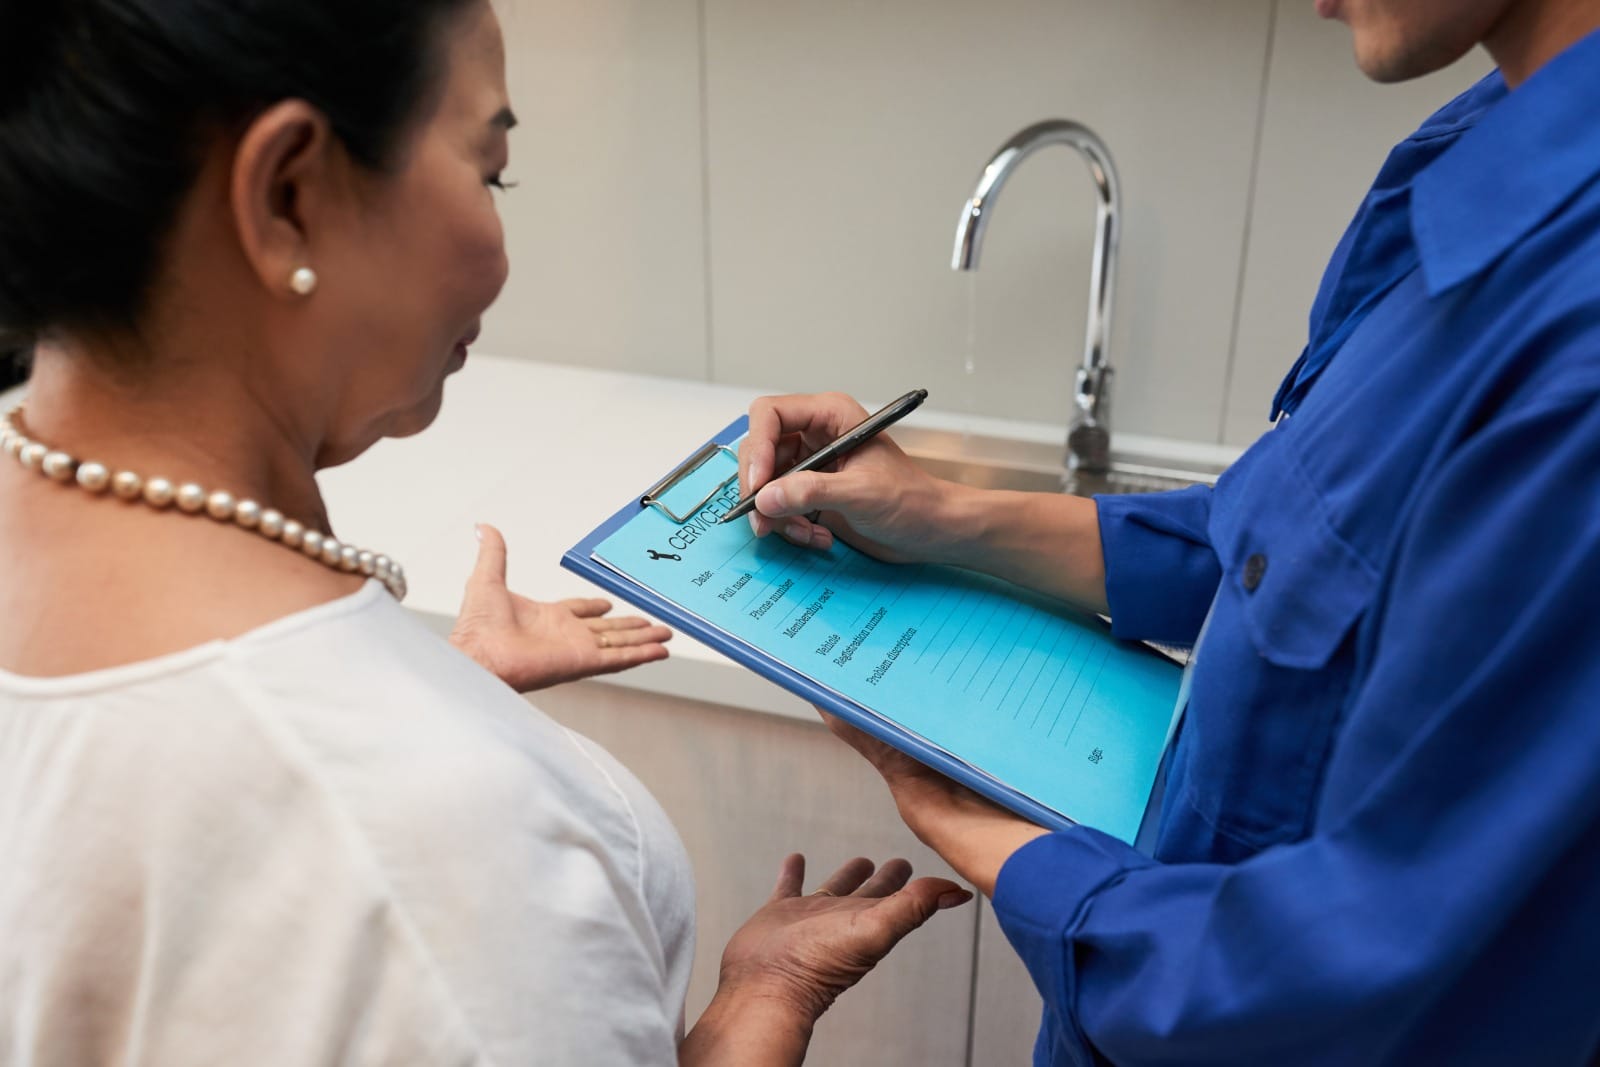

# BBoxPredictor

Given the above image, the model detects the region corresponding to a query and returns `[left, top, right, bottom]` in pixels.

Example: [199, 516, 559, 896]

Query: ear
[228, 100, 340, 299]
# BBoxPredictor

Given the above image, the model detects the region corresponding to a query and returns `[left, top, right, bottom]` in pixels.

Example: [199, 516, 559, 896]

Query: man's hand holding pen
[735, 390, 972, 564]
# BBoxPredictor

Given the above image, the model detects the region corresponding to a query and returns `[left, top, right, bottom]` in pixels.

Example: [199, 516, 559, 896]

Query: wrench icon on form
[647, 550, 683, 562]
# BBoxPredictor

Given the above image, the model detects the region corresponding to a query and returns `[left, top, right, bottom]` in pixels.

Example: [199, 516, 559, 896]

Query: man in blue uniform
[738, 0, 1600, 1061]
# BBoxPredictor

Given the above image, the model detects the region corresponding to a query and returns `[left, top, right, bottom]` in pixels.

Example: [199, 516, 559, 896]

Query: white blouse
[0, 581, 695, 1065]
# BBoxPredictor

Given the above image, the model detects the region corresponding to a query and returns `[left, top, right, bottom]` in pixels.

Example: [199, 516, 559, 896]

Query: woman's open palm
[451, 524, 672, 691]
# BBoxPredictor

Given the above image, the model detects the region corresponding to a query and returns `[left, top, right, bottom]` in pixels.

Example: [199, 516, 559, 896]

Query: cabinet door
[537, 680, 979, 1067]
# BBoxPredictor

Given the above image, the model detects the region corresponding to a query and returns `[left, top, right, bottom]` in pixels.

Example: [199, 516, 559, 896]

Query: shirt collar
[1412, 27, 1600, 297]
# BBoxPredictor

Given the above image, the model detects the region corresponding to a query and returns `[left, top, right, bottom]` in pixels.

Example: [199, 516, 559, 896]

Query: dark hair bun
[0, 6, 62, 96]
[0, 0, 474, 355]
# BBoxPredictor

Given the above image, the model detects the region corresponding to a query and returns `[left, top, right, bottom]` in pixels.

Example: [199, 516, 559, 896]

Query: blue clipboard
[562, 416, 1184, 840]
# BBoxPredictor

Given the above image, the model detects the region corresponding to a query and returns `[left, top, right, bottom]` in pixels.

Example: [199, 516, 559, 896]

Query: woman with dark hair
[0, 2, 969, 1063]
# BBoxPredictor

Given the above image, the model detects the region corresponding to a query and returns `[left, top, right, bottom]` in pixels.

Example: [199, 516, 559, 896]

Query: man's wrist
[897, 791, 1052, 897]
[918, 479, 994, 568]
[915, 479, 1108, 613]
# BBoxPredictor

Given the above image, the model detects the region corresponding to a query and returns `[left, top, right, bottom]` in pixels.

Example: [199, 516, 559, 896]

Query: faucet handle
[1074, 365, 1112, 421]
[1068, 367, 1113, 474]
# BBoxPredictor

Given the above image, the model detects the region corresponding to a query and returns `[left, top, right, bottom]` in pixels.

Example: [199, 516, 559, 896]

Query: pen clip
[641, 444, 741, 524]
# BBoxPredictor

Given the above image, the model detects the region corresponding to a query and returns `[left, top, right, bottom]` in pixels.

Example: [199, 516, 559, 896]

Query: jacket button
[1243, 553, 1268, 592]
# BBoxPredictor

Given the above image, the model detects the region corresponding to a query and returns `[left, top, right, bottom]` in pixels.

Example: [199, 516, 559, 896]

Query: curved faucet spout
[952, 120, 1121, 473]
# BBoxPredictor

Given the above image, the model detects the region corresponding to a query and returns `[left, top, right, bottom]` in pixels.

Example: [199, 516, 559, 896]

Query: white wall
[488, 1, 709, 380]
[486, 0, 1490, 447]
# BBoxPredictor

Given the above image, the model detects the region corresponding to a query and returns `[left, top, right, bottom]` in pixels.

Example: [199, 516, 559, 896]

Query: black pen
[720, 388, 930, 525]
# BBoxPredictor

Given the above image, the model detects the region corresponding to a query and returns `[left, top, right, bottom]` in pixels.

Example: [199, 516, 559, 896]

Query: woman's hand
[680, 854, 971, 1066]
[821, 713, 1051, 897]
[717, 853, 970, 1017]
[451, 524, 671, 691]
[738, 392, 969, 564]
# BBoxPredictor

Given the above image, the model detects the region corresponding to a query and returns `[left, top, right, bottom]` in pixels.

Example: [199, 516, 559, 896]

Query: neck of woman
[19, 340, 334, 536]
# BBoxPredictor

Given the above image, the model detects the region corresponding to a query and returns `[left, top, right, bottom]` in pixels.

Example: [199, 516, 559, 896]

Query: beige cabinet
[535, 680, 1048, 1065]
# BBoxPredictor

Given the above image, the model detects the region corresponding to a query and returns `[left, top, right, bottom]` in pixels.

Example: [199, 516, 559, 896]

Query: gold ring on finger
[598, 634, 610, 649]
[811, 888, 837, 897]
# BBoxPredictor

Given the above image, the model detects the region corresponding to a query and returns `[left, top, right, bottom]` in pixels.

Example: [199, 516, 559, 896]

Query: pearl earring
[289, 267, 318, 296]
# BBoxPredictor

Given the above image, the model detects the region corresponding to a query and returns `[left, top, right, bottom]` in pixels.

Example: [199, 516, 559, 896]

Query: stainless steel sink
[894, 426, 1224, 498]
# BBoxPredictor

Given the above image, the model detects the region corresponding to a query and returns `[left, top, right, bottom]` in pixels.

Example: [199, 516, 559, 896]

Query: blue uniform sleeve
[997, 394, 1600, 1065]
[1095, 485, 1220, 646]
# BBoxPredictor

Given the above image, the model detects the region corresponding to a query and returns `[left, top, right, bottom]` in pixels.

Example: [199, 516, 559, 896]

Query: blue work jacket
[992, 30, 1600, 1066]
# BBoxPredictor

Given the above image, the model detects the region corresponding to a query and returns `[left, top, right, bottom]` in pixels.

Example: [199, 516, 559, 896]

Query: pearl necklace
[0, 402, 406, 601]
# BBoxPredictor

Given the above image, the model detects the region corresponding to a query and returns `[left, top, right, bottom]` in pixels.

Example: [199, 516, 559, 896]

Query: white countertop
[5, 358, 1241, 720]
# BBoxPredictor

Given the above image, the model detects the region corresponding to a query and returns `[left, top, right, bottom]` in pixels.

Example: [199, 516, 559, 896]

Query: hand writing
[738, 392, 958, 562]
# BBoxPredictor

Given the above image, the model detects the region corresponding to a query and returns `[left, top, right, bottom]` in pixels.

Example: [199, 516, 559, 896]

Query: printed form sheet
[592, 446, 1182, 842]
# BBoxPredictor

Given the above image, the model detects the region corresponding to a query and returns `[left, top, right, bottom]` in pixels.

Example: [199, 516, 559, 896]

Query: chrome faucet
[952, 120, 1122, 474]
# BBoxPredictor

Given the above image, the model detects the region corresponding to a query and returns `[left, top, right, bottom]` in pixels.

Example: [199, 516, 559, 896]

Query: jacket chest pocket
[1182, 454, 1378, 852]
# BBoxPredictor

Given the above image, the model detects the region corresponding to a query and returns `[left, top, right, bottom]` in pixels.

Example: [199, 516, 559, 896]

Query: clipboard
[562, 416, 1184, 840]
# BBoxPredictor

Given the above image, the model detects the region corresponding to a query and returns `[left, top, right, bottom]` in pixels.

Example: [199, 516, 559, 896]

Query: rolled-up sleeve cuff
[992, 829, 1155, 1065]
[1096, 486, 1220, 645]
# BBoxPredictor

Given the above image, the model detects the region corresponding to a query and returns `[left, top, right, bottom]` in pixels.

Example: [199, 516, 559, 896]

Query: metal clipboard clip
[640, 442, 740, 524]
